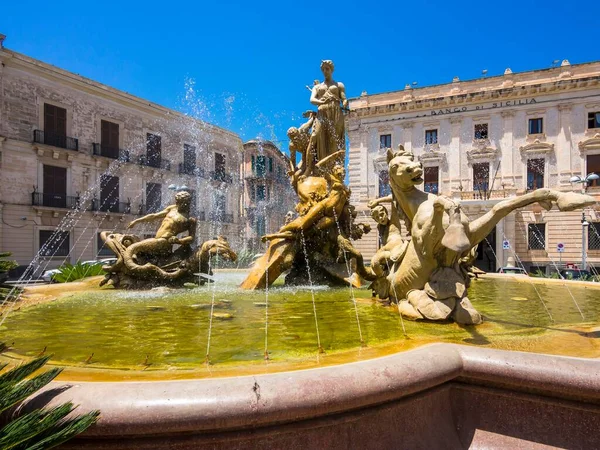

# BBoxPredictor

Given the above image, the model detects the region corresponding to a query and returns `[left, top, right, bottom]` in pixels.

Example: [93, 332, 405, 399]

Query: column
[500, 110, 515, 187]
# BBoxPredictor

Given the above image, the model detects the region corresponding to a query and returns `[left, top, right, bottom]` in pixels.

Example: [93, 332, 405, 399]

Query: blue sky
[2, 0, 599, 151]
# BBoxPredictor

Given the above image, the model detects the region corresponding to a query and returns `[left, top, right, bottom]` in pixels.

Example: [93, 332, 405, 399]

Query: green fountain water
[1, 272, 599, 379]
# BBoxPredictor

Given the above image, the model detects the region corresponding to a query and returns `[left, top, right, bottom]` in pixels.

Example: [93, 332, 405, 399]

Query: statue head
[175, 191, 192, 209]
[371, 205, 389, 225]
[320, 60, 334, 79]
[287, 126, 299, 139]
[386, 145, 424, 190]
[332, 163, 345, 180]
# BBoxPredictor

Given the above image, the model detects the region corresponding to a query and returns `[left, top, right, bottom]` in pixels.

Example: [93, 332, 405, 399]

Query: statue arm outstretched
[127, 207, 170, 229]
[310, 86, 326, 106]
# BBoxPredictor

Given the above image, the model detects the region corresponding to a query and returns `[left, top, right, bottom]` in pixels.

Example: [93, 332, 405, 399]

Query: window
[256, 185, 266, 201]
[97, 233, 114, 257]
[146, 183, 162, 213]
[587, 154, 600, 187]
[39, 230, 70, 257]
[189, 189, 197, 215]
[255, 155, 266, 177]
[44, 104, 67, 147]
[425, 129, 438, 145]
[588, 112, 600, 129]
[527, 158, 544, 191]
[474, 123, 488, 140]
[183, 144, 196, 173]
[424, 166, 439, 194]
[100, 120, 119, 158]
[378, 170, 391, 197]
[215, 153, 226, 176]
[379, 134, 392, 149]
[100, 175, 120, 212]
[528, 118, 543, 135]
[256, 215, 266, 237]
[42, 165, 67, 207]
[269, 157, 273, 172]
[528, 223, 546, 250]
[146, 134, 162, 168]
[473, 162, 489, 194]
[213, 191, 226, 217]
[589, 223, 600, 250]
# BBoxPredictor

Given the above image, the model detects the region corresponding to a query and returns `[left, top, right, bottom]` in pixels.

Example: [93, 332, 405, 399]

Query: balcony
[91, 198, 132, 214]
[32, 192, 81, 209]
[459, 190, 512, 200]
[209, 171, 234, 184]
[208, 211, 234, 223]
[33, 130, 78, 151]
[92, 143, 130, 162]
[138, 155, 171, 170]
[178, 163, 205, 177]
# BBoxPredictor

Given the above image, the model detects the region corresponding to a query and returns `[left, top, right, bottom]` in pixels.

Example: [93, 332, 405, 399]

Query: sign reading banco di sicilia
[430, 98, 537, 116]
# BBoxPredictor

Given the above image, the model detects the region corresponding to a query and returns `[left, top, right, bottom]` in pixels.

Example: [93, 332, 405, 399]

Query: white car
[41, 258, 117, 283]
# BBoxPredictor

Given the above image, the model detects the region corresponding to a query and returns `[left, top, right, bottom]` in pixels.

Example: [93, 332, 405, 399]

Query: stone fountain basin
[21, 343, 600, 449]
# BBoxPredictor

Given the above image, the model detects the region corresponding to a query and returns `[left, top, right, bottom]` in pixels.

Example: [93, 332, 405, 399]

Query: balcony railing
[33, 130, 78, 151]
[138, 155, 171, 170]
[92, 143, 130, 162]
[208, 211, 234, 223]
[459, 190, 512, 200]
[91, 198, 132, 214]
[178, 163, 205, 177]
[209, 171, 234, 183]
[32, 192, 81, 209]
[191, 210, 206, 221]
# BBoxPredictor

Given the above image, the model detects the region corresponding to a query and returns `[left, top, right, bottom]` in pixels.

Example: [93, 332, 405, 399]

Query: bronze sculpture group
[101, 60, 597, 326]
[99, 191, 237, 289]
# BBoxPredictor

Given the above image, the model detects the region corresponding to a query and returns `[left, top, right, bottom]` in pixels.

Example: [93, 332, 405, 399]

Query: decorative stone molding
[519, 139, 554, 156]
[466, 145, 500, 163]
[472, 138, 491, 148]
[501, 110, 515, 118]
[558, 103, 572, 112]
[449, 117, 462, 124]
[401, 121, 414, 130]
[378, 125, 393, 133]
[418, 148, 446, 166]
[526, 133, 546, 142]
[578, 133, 600, 155]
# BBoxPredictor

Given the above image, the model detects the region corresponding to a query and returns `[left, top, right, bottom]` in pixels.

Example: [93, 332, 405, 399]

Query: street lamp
[569, 173, 600, 192]
[582, 212, 590, 271]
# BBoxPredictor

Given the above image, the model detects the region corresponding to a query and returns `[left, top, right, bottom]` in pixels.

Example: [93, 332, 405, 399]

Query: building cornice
[0, 47, 241, 143]
[350, 73, 600, 120]
[519, 139, 555, 156]
[579, 132, 600, 154]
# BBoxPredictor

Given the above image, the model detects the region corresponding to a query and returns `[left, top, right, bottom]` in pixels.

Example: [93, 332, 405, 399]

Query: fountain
[2, 60, 600, 449]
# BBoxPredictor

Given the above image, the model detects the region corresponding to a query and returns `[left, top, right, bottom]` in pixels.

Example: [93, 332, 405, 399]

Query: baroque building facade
[348, 60, 600, 274]
[241, 140, 296, 252]
[0, 35, 244, 274]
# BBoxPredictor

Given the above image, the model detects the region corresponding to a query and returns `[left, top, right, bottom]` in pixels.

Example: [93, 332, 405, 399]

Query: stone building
[348, 60, 600, 274]
[0, 35, 244, 274]
[241, 140, 295, 252]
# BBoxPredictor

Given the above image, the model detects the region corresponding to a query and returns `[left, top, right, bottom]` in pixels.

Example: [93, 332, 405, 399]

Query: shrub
[0, 344, 99, 448]
[0, 252, 18, 274]
[52, 262, 105, 283]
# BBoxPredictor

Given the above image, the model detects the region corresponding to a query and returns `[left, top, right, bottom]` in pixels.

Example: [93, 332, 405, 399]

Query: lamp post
[582, 212, 590, 271]
[569, 173, 600, 193]
[569, 173, 598, 271]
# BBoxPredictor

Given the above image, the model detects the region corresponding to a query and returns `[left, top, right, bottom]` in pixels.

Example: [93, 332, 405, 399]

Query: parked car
[42, 258, 117, 283]
[497, 267, 528, 275]
[559, 269, 593, 280]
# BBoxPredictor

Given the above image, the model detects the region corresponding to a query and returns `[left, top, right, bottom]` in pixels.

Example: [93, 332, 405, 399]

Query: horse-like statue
[367, 145, 596, 324]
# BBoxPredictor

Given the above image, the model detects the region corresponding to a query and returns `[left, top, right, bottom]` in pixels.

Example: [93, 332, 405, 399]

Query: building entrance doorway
[474, 226, 496, 273]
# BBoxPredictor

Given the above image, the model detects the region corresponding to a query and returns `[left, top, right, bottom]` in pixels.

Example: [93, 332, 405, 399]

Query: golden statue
[99, 191, 237, 289]
[310, 60, 348, 163]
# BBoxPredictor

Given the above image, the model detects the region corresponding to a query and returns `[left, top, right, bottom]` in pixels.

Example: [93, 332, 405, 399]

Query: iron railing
[32, 192, 81, 209]
[178, 163, 205, 177]
[91, 198, 132, 213]
[92, 143, 130, 162]
[208, 211, 234, 223]
[138, 155, 171, 170]
[209, 171, 234, 183]
[33, 130, 78, 151]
